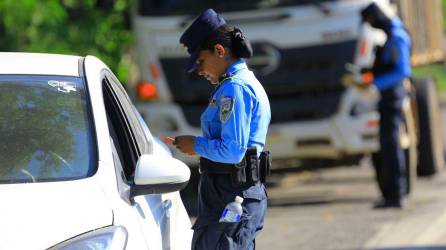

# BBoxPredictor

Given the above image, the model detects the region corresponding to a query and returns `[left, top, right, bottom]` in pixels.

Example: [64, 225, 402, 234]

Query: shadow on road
[267, 196, 374, 207]
[270, 159, 360, 175]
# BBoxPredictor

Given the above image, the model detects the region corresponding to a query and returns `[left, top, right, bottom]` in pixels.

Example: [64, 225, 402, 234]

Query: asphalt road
[257, 161, 446, 250]
[256, 100, 446, 250]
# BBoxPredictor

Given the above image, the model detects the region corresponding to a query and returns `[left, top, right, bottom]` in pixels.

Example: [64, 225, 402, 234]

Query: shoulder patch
[219, 96, 235, 123]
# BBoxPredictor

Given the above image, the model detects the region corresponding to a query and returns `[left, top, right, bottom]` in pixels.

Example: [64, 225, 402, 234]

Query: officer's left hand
[341, 73, 356, 87]
[173, 135, 197, 155]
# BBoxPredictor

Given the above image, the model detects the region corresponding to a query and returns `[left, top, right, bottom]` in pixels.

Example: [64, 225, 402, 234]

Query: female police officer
[171, 8, 271, 250]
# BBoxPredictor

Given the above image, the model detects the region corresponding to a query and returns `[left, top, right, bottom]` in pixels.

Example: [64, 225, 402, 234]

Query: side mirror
[130, 154, 190, 198]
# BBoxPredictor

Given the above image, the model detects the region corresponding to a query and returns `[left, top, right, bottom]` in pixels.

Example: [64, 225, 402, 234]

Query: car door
[133, 105, 193, 250]
[101, 71, 172, 249]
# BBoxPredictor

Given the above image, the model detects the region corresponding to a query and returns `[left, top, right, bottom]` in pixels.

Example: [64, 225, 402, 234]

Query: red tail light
[137, 82, 158, 101]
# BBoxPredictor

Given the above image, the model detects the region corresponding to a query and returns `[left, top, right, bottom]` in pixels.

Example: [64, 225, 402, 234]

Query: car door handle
[161, 199, 172, 249]
[163, 199, 172, 214]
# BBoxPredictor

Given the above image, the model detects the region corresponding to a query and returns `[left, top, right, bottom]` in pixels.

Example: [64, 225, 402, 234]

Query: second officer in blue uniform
[360, 3, 412, 209]
[172, 9, 271, 250]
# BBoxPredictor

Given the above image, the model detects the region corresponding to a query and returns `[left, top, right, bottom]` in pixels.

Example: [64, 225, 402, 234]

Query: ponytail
[201, 25, 253, 59]
[230, 27, 253, 59]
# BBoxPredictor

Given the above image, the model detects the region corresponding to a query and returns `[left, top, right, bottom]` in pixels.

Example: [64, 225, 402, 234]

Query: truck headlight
[48, 226, 127, 250]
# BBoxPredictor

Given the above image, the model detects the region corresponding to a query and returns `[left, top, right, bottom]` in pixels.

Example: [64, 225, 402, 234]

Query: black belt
[199, 157, 245, 175]
[198, 148, 271, 187]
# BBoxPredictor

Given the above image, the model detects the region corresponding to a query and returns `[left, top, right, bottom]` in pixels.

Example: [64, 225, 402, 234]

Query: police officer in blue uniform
[360, 3, 412, 209]
[172, 9, 271, 249]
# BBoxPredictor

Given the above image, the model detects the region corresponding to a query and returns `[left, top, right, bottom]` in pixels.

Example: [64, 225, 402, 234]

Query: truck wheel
[412, 77, 445, 176]
[371, 97, 417, 195]
[401, 97, 418, 194]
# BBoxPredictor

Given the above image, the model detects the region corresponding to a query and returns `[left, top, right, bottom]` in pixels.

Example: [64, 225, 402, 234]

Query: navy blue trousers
[375, 83, 407, 202]
[191, 174, 267, 250]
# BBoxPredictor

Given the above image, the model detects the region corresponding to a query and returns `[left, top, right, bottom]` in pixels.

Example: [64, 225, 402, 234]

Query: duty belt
[198, 148, 271, 186]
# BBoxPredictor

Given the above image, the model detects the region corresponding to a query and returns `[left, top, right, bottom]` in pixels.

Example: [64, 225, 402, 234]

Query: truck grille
[160, 40, 356, 127]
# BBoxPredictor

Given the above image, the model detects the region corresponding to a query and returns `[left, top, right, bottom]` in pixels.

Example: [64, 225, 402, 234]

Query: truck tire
[412, 77, 445, 176]
[402, 97, 418, 194]
[371, 97, 417, 195]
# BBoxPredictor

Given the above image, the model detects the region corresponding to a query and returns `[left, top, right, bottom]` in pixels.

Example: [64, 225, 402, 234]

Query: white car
[0, 52, 192, 249]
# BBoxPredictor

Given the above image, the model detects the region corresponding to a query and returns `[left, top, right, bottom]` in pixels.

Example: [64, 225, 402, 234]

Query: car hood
[0, 179, 113, 249]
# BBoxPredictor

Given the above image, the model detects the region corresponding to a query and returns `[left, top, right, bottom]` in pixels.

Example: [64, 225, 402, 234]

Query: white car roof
[0, 52, 81, 77]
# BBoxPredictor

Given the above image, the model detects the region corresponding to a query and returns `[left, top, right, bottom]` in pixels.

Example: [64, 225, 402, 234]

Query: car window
[107, 72, 150, 154]
[0, 75, 97, 183]
[102, 71, 150, 181]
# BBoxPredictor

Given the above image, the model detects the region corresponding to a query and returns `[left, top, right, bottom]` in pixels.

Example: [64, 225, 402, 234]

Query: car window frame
[101, 70, 150, 182]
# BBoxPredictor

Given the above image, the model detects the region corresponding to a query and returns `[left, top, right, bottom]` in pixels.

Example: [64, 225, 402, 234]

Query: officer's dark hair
[201, 24, 253, 59]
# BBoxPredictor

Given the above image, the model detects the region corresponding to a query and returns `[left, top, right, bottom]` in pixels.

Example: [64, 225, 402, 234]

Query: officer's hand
[361, 71, 374, 86]
[341, 72, 374, 90]
[173, 135, 197, 155]
[356, 72, 374, 91]
[341, 73, 356, 87]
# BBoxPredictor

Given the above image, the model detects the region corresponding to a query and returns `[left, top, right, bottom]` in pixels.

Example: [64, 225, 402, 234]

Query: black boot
[373, 198, 406, 209]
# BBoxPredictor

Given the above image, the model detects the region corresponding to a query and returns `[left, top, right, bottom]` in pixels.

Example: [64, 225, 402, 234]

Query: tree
[0, 0, 132, 83]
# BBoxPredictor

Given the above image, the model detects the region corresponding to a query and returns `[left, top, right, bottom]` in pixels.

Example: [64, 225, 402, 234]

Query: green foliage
[0, 0, 133, 83]
[412, 63, 446, 91]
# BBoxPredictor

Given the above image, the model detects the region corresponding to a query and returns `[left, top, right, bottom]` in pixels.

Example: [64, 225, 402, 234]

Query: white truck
[130, 0, 444, 197]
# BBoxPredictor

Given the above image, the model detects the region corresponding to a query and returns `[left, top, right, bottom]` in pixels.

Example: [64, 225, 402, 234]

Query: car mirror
[130, 154, 190, 198]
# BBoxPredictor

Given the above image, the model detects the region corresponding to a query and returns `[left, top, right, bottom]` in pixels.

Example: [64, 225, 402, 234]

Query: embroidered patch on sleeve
[219, 96, 235, 123]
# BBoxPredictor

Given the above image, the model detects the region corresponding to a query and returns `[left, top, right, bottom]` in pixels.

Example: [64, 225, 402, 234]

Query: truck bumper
[267, 111, 379, 160]
[265, 87, 381, 163]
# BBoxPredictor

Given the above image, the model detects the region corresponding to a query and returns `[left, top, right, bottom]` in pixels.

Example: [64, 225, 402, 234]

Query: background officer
[360, 2, 412, 209]
[171, 9, 271, 249]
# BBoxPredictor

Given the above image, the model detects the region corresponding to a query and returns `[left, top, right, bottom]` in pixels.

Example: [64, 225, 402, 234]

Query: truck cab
[129, 0, 439, 170]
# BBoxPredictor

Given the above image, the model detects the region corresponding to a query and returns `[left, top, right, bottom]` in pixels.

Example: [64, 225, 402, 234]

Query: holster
[199, 148, 271, 187]
[259, 151, 271, 183]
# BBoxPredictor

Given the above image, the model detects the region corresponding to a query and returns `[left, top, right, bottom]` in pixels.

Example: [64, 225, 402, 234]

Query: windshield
[138, 0, 338, 16]
[0, 75, 96, 183]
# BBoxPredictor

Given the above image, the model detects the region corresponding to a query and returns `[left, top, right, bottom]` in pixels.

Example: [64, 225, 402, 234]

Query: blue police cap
[179, 9, 226, 72]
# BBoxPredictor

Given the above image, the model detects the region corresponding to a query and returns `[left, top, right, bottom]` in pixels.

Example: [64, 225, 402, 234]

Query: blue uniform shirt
[373, 18, 412, 91]
[194, 59, 271, 163]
